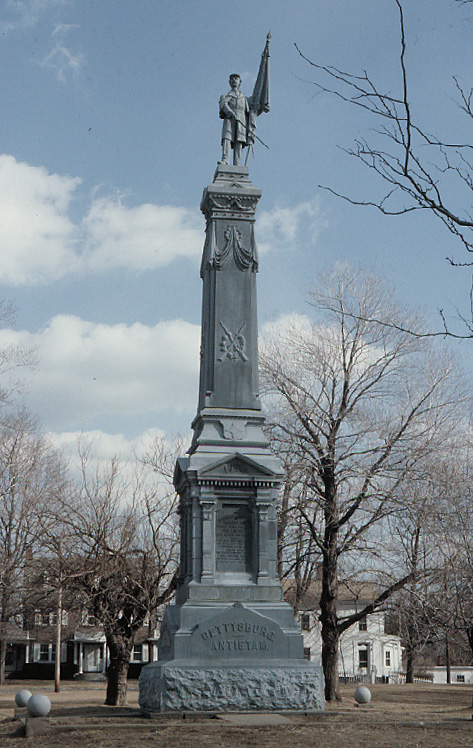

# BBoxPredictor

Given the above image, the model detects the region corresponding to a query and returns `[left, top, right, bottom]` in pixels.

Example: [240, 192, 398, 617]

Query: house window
[301, 614, 310, 631]
[358, 648, 368, 669]
[385, 651, 391, 667]
[34, 611, 52, 626]
[39, 644, 49, 662]
[133, 644, 143, 662]
[303, 647, 311, 661]
[358, 617, 367, 632]
[49, 612, 58, 626]
[456, 674, 465, 683]
[81, 611, 100, 626]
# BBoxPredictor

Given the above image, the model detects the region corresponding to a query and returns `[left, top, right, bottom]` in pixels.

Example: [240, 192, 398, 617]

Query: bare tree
[431, 455, 473, 665]
[384, 450, 473, 682]
[384, 469, 447, 682]
[296, 1, 473, 335]
[260, 265, 466, 700]
[27, 523, 86, 693]
[55, 438, 179, 706]
[0, 301, 36, 403]
[0, 409, 66, 683]
[269, 439, 322, 612]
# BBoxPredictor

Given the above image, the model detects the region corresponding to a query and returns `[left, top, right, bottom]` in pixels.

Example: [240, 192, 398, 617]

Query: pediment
[198, 452, 275, 479]
[189, 602, 286, 660]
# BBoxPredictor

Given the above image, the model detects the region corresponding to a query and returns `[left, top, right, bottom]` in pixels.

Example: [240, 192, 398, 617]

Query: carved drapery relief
[202, 221, 258, 273]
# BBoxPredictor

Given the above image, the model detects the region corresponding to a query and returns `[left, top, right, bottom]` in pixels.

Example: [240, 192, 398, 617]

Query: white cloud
[0, 0, 62, 33]
[82, 196, 203, 271]
[52, 22, 78, 36]
[0, 315, 200, 431]
[0, 155, 322, 286]
[0, 155, 80, 284]
[46, 427, 186, 486]
[48, 427, 168, 463]
[261, 312, 312, 343]
[38, 21, 85, 83]
[0, 3, 84, 83]
[39, 43, 85, 83]
[256, 198, 325, 254]
[0, 155, 203, 285]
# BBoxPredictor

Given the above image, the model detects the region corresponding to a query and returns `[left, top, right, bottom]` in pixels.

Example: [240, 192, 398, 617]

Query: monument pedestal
[140, 660, 324, 713]
[139, 165, 324, 713]
[139, 599, 324, 712]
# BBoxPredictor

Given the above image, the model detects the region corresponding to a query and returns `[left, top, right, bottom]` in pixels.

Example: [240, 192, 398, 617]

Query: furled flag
[251, 32, 271, 115]
[247, 33, 271, 147]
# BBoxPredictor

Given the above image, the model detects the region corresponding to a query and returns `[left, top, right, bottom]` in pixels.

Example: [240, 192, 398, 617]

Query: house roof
[283, 579, 380, 610]
[0, 621, 33, 643]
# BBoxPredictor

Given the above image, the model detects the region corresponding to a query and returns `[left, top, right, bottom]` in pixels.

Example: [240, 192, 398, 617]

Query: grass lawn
[1, 680, 472, 747]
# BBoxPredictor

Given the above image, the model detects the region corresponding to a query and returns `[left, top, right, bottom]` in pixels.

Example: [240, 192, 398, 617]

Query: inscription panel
[216, 503, 253, 574]
[202, 620, 275, 654]
[190, 604, 290, 660]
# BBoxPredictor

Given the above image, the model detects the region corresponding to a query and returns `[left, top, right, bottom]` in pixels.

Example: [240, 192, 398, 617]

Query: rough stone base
[139, 660, 324, 713]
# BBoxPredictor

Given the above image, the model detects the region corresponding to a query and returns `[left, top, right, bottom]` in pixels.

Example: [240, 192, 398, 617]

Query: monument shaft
[198, 166, 260, 413]
[175, 164, 284, 609]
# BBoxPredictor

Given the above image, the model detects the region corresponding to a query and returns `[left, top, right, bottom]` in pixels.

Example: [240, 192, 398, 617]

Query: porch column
[78, 642, 84, 674]
[102, 643, 107, 673]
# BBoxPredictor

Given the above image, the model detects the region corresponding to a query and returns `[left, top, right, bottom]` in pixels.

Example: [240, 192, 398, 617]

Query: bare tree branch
[296, 1, 473, 334]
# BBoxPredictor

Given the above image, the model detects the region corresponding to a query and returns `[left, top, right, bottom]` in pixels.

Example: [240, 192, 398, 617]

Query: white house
[285, 581, 403, 683]
[428, 666, 473, 685]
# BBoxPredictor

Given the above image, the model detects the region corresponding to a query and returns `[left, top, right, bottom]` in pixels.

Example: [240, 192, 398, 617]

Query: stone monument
[139, 37, 325, 713]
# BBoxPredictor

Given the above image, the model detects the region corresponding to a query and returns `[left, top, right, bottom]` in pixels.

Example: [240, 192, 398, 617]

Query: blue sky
[0, 0, 471, 460]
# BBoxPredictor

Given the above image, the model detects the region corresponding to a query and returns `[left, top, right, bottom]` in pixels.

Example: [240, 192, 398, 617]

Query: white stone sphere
[27, 693, 51, 717]
[354, 685, 371, 704]
[15, 689, 32, 707]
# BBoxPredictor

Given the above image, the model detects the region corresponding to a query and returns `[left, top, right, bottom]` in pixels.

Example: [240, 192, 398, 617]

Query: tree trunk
[405, 641, 415, 684]
[55, 585, 63, 693]
[405, 529, 420, 685]
[321, 615, 340, 701]
[105, 633, 133, 706]
[0, 637, 6, 684]
[445, 633, 451, 684]
[320, 533, 340, 701]
[466, 626, 473, 661]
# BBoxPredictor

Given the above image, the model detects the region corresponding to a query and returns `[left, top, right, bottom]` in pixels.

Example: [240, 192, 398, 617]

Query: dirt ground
[1, 680, 473, 747]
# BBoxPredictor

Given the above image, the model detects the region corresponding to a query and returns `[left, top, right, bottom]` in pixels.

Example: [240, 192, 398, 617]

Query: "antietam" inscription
[210, 640, 269, 652]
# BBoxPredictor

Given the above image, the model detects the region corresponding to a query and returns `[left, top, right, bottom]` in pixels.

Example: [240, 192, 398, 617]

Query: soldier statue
[218, 34, 271, 167]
